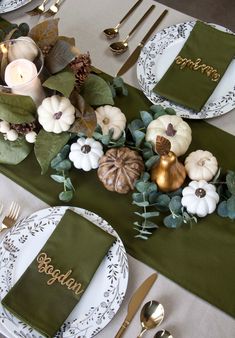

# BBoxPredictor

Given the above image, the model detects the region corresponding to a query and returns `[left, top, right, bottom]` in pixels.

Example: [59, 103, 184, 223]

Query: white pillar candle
[4, 58, 45, 106]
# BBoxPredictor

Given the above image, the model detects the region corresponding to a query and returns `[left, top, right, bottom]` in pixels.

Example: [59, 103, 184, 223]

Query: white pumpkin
[38, 95, 75, 134]
[8, 37, 39, 62]
[146, 115, 192, 156]
[95, 105, 126, 140]
[181, 180, 219, 217]
[185, 150, 218, 181]
[69, 137, 103, 171]
[6, 129, 18, 141]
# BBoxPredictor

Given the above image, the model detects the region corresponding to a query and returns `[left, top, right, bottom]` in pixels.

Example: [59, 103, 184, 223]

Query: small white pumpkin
[185, 150, 218, 181]
[69, 137, 103, 171]
[95, 105, 126, 140]
[38, 95, 75, 134]
[181, 180, 219, 217]
[8, 37, 39, 62]
[146, 115, 192, 156]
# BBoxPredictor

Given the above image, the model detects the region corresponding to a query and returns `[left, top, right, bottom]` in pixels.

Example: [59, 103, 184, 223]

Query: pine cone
[10, 121, 38, 135]
[41, 44, 53, 56]
[70, 52, 91, 89]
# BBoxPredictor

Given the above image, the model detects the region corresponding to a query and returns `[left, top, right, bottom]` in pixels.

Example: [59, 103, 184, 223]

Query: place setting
[0, 0, 235, 337]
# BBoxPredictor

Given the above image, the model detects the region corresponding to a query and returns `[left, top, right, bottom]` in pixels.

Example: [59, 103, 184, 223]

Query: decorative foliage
[69, 92, 97, 137]
[50, 145, 75, 202]
[108, 77, 128, 98]
[81, 74, 114, 106]
[0, 93, 36, 123]
[34, 130, 70, 174]
[0, 134, 32, 165]
[217, 171, 235, 220]
[43, 71, 75, 98]
[29, 18, 59, 49]
[0, 21, 29, 41]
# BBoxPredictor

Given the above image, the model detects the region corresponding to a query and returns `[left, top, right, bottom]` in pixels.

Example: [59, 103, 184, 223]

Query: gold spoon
[137, 300, 164, 338]
[109, 4, 155, 55]
[154, 329, 173, 338]
[103, 0, 143, 39]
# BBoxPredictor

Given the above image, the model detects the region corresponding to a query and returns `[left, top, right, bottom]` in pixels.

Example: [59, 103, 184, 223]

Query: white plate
[0, 0, 32, 13]
[137, 21, 235, 119]
[0, 206, 128, 338]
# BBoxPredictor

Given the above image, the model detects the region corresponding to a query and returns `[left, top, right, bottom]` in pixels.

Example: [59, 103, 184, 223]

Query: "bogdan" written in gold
[175, 55, 220, 82]
[37, 252, 84, 296]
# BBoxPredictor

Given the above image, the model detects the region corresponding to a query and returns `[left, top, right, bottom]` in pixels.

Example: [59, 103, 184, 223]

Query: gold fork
[44, 0, 64, 16]
[0, 202, 21, 233]
[26, 0, 49, 16]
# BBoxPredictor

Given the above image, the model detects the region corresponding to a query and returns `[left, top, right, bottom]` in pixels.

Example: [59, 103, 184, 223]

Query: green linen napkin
[153, 21, 235, 111]
[1, 209, 115, 338]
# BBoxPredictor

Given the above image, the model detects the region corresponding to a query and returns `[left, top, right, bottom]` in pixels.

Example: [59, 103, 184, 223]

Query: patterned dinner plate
[0, 206, 129, 338]
[0, 0, 32, 13]
[137, 21, 235, 119]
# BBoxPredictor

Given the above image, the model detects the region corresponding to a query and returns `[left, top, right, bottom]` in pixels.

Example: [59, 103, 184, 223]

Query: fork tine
[8, 201, 15, 218]
[13, 205, 21, 221]
[0, 203, 3, 215]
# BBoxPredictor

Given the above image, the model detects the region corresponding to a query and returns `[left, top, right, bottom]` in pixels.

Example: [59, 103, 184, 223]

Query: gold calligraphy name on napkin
[175, 55, 221, 82]
[37, 252, 84, 296]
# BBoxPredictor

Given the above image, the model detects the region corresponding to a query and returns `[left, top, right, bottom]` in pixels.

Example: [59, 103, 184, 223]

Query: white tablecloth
[0, 1, 235, 337]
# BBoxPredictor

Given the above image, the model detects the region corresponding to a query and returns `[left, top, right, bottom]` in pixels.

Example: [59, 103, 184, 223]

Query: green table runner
[1, 78, 235, 319]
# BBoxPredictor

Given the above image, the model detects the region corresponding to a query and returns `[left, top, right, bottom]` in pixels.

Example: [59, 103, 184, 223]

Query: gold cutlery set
[115, 273, 173, 338]
[103, 1, 168, 75]
[27, 0, 64, 17]
[0, 201, 20, 233]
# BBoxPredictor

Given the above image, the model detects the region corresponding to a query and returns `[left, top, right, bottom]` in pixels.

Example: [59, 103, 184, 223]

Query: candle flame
[0, 44, 8, 54]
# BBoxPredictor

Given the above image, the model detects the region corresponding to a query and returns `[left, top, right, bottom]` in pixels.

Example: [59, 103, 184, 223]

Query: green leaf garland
[43, 71, 75, 98]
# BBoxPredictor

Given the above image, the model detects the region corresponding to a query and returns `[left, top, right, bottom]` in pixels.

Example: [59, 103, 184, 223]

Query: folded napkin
[1, 209, 115, 338]
[153, 21, 235, 111]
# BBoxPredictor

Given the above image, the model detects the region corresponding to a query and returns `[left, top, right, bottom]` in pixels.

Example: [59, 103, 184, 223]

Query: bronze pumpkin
[97, 147, 144, 194]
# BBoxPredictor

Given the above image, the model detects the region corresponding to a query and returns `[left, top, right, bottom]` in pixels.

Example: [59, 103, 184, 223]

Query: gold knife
[116, 9, 168, 76]
[114, 272, 158, 338]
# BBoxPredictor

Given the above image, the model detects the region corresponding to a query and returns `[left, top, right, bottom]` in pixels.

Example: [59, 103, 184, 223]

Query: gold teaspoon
[110, 4, 155, 55]
[137, 301, 164, 338]
[103, 0, 143, 39]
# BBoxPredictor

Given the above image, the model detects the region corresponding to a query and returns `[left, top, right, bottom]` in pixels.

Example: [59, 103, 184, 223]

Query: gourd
[8, 37, 39, 62]
[181, 180, 219, 217]
[95, 105, 126, 140]
[151, 136, 186, 192]
[97, 147, 144, 194]
[185, 150, 218, 181]
[69, 137, 103, 171]
[146, 115, 192, 156]
[38, 95, 75, 134]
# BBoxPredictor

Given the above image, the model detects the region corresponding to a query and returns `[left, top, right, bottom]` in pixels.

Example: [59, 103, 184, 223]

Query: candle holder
[0, 38, 45, 106]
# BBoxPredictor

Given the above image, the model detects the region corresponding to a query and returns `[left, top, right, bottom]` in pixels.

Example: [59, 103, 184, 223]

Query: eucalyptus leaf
[164, 214, 183, 228]
[135, 234, 148, 240]
[133, 201, 149, 207]
[128, 119, 144, 136]
[132, 192, 144, 203]
[53, 159, 72, 171]
[34, 130, 70, 174]
[217, 201, 229, 218]
[133, 130, 145, 147]
[134, 228, 152, 235]
[50, 174, 65, 183]
[169, 196, 182, 214]
[43, 71, 75, 98]
[150, 104, 166, 117]
[164, 107, 176, 115]
[81, 74, 114, 106]
[144, 220, 159, 229]
[135, 181, 151, 193]
[64, 177, 75, 190]
[226, 171, 235, 195]
[141, 172, 150, 182]
[0, 93, 36, 123]
[135, 211, 159, 218]
[142, 147, 154, 160]
[0, 134, 32, 165]
[145, 155, 159, 170]
[140, 111, 153, 127]
[59, 190, 73, 202]
[226, 195, 235, 219]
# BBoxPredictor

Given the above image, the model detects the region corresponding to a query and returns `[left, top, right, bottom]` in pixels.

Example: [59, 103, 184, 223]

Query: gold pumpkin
[97, 147, 144, 194]
[151, 136, 186, 192]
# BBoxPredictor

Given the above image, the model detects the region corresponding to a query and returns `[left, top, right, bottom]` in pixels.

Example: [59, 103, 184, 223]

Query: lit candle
[4, 58, 45, 106]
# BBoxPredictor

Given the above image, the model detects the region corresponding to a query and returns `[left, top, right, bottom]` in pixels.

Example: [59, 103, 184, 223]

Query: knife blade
[116, 9, 168, 76]
[114, 272, 158, 338]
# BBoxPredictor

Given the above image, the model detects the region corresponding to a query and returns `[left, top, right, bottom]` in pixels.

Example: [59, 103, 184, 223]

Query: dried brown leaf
[156, 136, 171, 155]
[69, 91, 97, 137]
[45, 39, 76, 74]
[29, 18, 59, 49]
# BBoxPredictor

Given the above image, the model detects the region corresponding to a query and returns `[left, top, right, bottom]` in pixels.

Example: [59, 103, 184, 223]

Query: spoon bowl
[109, 41, 128, 54]
[137, 300, 164, 337]
[103, 26, 120, 39]
[154, 329, 173, 338]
